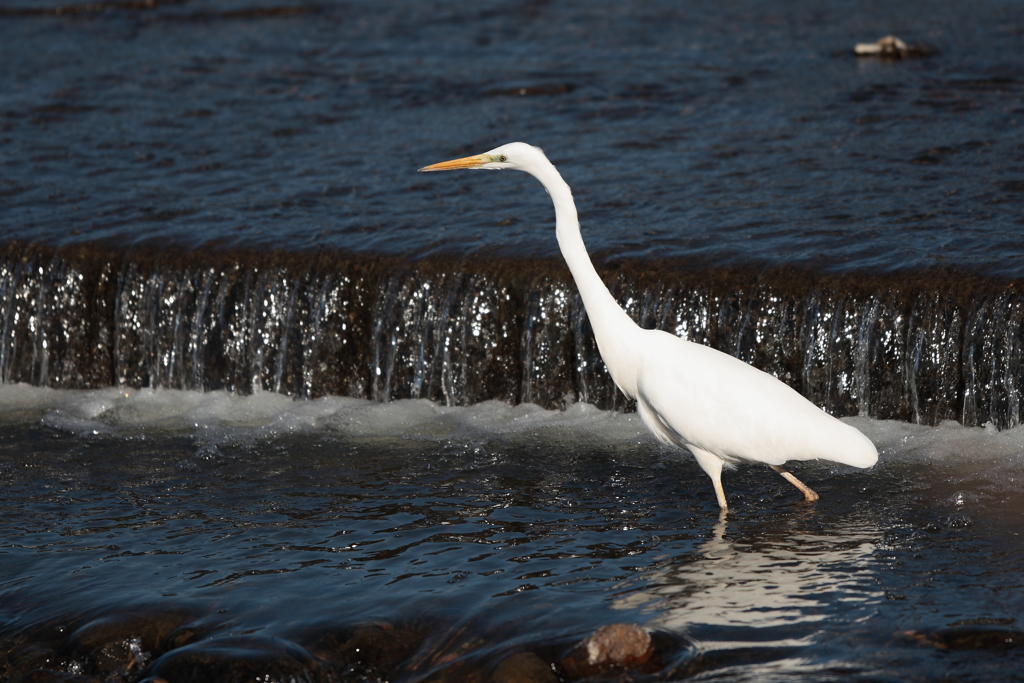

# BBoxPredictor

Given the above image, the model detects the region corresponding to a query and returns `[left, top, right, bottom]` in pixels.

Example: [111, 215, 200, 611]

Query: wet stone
[138, 635, 328, 683]
[295, 621, 432, 678]
[4, 644, 61, 679]
[62, 609, 197, 677]
[557, 623, 655, 680]
[65, 610, 194, 656]
[853, 34, 937, 59]
[161, 626, 204, 652]
[487, 652, 558, 683]
[903, 626, 1024, 650]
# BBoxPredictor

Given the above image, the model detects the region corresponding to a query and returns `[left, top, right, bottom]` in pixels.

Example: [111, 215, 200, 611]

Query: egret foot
[770, 465, 820, 502]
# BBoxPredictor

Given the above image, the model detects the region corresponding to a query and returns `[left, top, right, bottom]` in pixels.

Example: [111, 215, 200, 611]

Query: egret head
[419, 142, 546, 173]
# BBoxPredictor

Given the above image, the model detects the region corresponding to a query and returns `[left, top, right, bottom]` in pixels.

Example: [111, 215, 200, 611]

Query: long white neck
[527, 159, 641, 397]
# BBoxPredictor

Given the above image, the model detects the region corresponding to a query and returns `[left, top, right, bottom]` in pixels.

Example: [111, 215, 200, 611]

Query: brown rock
[903, 626, 1024, 651]
[5, 644, 60, 679]
[294, 620, 432, 679]
[58, 609, 199, 678]
[488, 652, 557, 683]
[557, 623, 654, 679]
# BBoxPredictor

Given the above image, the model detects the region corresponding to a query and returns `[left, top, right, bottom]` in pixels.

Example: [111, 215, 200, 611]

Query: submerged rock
[291, 620, 435, 680]
[62, 609, 199, 677]
[903, 626, 1024, 650]
[488, 652, 558, 683]
[0, 607, 201, 683]
[3, 644, 62, 681]
[138, 635, 328, 683]
[557, 623, 655, 679]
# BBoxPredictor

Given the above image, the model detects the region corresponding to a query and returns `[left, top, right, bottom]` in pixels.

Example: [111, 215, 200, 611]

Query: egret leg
[712, 478, 728, 511]
[691, 447, 729, 511]
[769, 465, 820, 502]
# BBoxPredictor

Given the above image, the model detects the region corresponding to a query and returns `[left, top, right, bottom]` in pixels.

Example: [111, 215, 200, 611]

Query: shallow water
[2, 388, 1024, 681]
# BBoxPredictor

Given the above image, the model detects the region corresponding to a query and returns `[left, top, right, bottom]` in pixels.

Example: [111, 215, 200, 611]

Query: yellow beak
[418, 153, 491, 172]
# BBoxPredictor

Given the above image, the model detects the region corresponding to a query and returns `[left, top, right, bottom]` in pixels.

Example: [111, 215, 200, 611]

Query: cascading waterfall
[2, 241, 1023, 428]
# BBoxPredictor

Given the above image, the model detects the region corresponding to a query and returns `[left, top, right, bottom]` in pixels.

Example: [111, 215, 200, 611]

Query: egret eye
[498, 155, 508, 162]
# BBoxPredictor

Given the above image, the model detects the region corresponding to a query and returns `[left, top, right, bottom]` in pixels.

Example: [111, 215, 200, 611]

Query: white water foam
[1, 383, 1023, 466]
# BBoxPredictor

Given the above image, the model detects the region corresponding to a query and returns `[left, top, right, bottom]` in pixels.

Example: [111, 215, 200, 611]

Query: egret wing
[635, 330, 876, 468]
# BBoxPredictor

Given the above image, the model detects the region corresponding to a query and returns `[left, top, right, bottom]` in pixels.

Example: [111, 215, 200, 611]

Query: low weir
[2, 241, 1022, 428]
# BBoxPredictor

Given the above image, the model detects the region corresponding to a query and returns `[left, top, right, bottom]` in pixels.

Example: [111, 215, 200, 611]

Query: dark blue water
[2, 0, 1024, 273]
[4, 1, 1024, 681]
[1, 390, 1024, 681]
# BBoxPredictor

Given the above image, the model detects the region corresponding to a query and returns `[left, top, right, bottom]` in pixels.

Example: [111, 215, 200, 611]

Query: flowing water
[3, 0, 1024, 681]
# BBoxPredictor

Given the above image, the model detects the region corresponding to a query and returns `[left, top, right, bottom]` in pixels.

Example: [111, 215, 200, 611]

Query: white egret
[420, 142, 877, 510]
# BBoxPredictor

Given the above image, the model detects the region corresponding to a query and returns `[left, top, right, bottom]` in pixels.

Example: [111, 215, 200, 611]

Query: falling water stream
[3, 243, 1024, 427]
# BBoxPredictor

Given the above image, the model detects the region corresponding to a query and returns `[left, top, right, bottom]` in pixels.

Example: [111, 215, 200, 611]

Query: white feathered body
[624, 328, 877, 469]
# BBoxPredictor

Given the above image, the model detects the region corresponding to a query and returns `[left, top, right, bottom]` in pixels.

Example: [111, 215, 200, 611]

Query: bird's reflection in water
[618, 512, 883, 644]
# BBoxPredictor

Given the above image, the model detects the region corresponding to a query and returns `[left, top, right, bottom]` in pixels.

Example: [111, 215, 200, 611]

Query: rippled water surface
[2, 390, 1024, 681]
[2, 0, 1024, 273]
[4, 1, 1024, 681]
